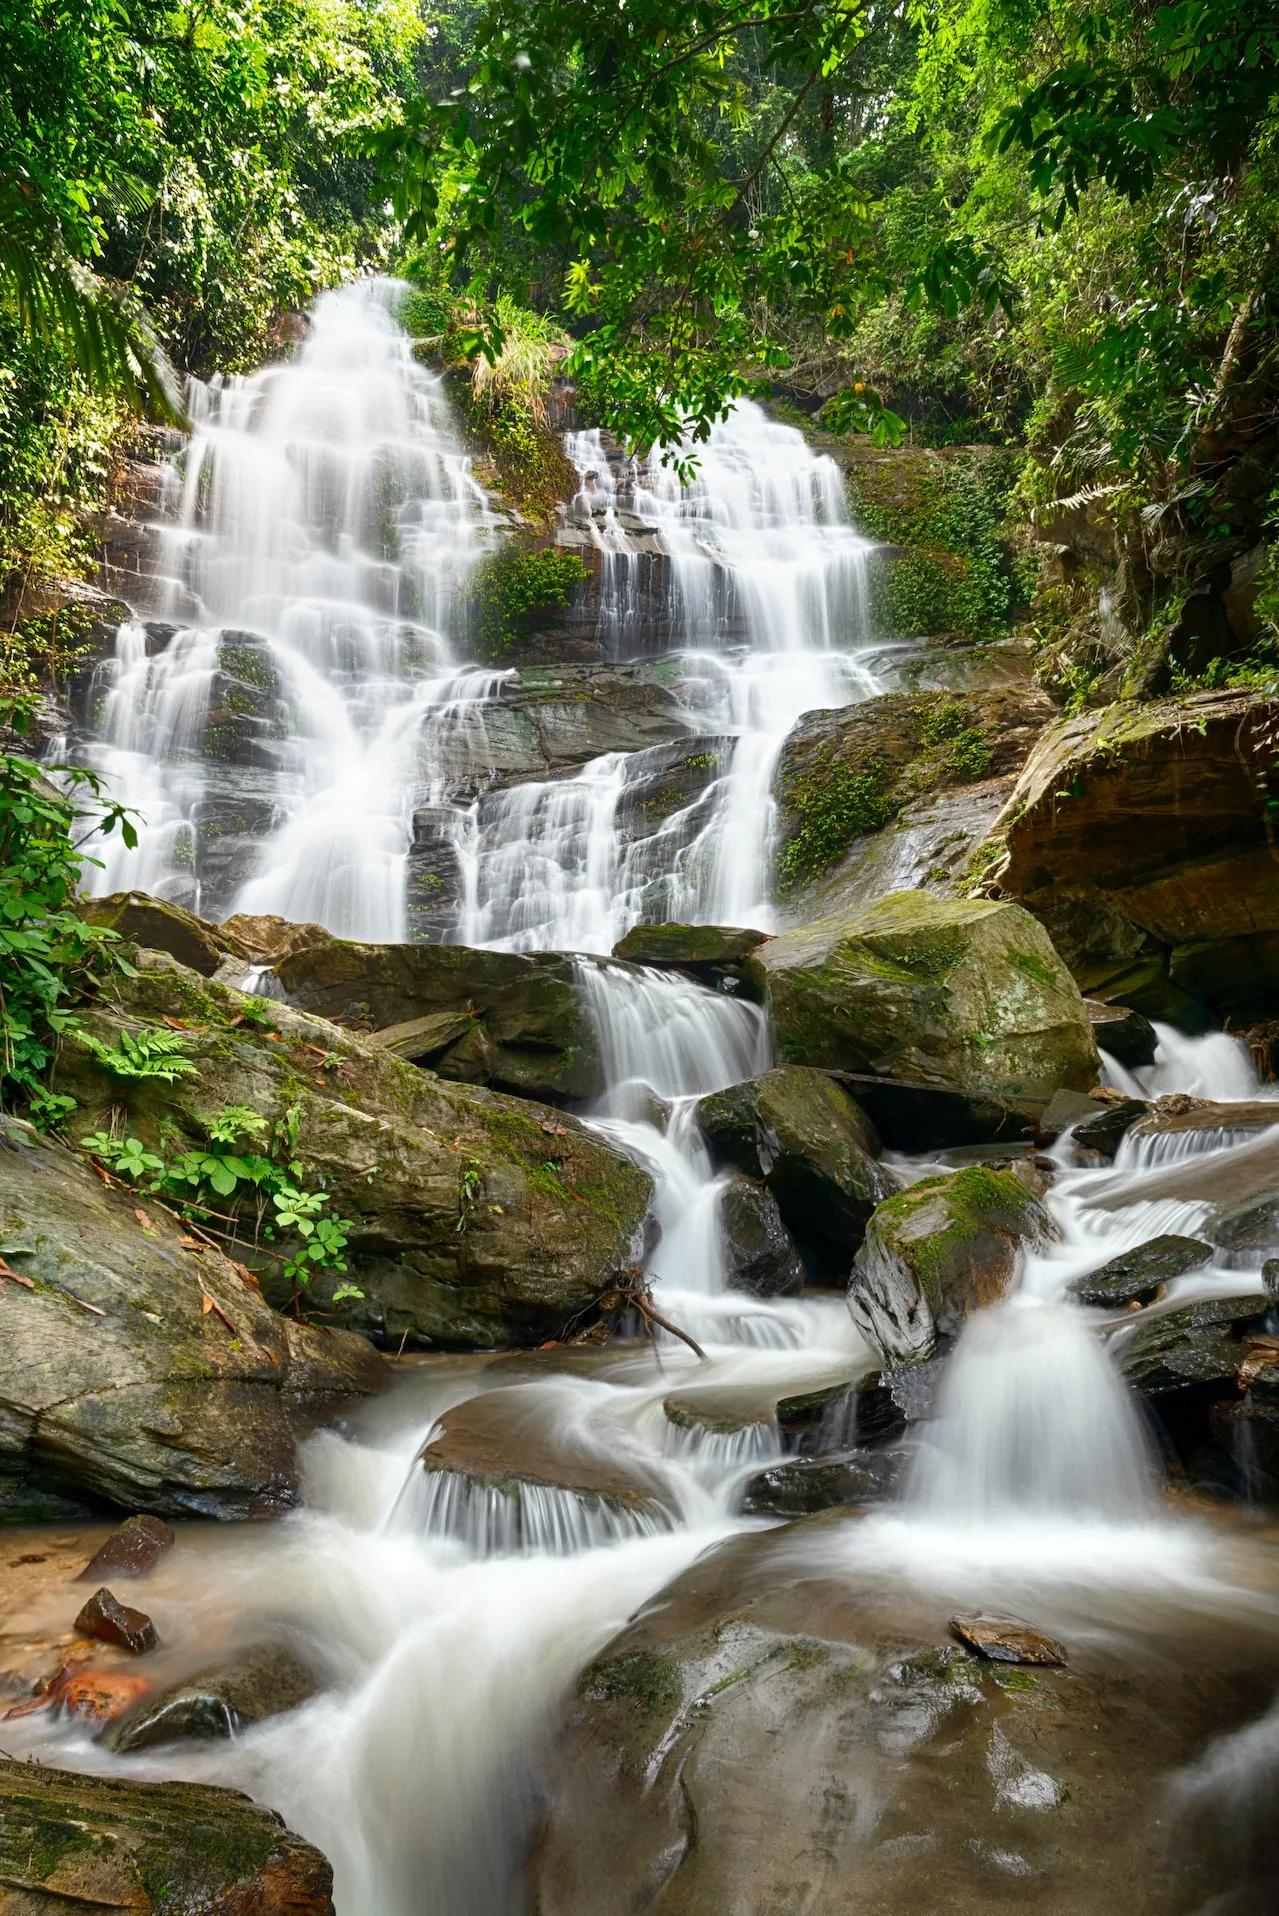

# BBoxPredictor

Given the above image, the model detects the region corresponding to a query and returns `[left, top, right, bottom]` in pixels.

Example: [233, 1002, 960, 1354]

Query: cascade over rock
[746, 890, 1099, 1099]
[848, 1164, 1057, 1367]
[980, 688, 1279, 1026]
[695, 1064, 897, 1265]
[0, 1113, 385, 1521]
[51, 950, 652, 1350]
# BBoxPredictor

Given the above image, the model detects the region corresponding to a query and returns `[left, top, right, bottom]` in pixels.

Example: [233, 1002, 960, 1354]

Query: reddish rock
[950, 1613, 1067, 1665]
[78, 1513, 175, 1581]
[75, 1586, 159, 1654]
[5, 1655, 154, 1724]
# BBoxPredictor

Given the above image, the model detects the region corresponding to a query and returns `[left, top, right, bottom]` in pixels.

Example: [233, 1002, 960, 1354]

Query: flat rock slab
[1129, 1101, 1279, 1138]
[78, 1515, 174, 1582]
[422, 1388, 669, 1514]
[0, 1756, 334, 1913]
[1068, 1235, 1213, 1308]
[950, 1613, 1067, 1665]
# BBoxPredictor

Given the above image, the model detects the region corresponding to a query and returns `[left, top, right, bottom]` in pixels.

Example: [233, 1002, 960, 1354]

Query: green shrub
[472, 547, 588, 660]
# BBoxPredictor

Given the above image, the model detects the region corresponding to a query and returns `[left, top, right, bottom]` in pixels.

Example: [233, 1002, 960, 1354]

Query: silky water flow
[29, 281, 1279, 1913]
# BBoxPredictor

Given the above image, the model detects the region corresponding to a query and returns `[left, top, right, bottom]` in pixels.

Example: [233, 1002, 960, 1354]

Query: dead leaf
[179, 1235, 206, 1253]
[200, 1292, 214, 1315]
[228, 1259, 260, 1289]
[540, 1121, 568, 1136]
[1239, 1346, 1279, 1390]
[90, 1161, 113, 1186]
[201, 1291, 238, 1332]
[0, 1255, 35, 1289]
[133, 1207, 155, 1234]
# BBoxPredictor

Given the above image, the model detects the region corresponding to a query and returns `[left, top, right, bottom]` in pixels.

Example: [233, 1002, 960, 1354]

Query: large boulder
[0, 1757, 334, 1913]
[696, 1066, 897, 1266]
[272, 935, 603, 1102]
[77, 890, 247, 977]
[746, 890, 1098, 1100]
[52, 950, 651, 1351]
[772, 685, 1054, 911]
[530, 1515, 1279, 1916]
[611, 921, 768, 994]
[848, 1165, 1056, 1367]
[978, 689, 1279, 1026]
[0, 1114, 384, 1522]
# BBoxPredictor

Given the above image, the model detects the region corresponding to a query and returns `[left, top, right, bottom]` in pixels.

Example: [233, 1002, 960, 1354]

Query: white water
[36, 285, 1279, 1909]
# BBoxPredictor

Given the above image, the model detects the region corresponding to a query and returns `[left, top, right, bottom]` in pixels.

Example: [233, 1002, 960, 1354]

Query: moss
[776, 756, 895, 895]
[582, 1649, 682, 1712]
[471, 547, 589, 662]
[785, 1637, 830, 1671]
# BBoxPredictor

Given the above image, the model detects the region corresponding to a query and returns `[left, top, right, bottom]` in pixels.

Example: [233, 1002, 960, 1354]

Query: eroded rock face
[0, 1114, 384, 1522]
[747, 890, 1098, 1101]
[530, 1516, 1279, 1916]
[51, 951, 652, 1351]
[848, 1165, 1056, 1367]
[696, 1065, 896, 1267]
[980, 689, 1279, 1026]
[772, 686, 1055, 911]
[272, 935, 604, 1102]
[0, 1756, 335, 1913]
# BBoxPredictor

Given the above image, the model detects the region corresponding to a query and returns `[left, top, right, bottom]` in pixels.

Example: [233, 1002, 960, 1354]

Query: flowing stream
[25, 281, 1279, 1908]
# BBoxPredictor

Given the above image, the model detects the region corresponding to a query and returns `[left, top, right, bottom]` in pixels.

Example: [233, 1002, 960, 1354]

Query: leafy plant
[77, 1025, 199, 1084]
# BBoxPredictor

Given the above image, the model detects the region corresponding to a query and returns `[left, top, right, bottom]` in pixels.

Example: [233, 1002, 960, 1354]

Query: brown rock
[950, 1613, 1067, 1665]
[5, 1658, 154, 1724]
[78, 1514, 174, 1581]
[76, 890, 247, 976]
[74, 1586, 159, 1654]
[220, 911, 332, 965]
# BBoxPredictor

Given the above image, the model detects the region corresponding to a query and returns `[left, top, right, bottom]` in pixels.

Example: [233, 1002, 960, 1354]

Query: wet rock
[1086, 999, 1158, 1068]
[76, 889, 246, 976]
[1068, 1235, 1213, 1309]
[950, 1614, 1067, 1665]
[663, 1387, 777, 1439]
[1114, 1293, 1270, 1395]
[51, 951, 651, 1351]
[78, 1514, 174, 1581]
[696, 1065, 897, 1264]
[0, 1755, 334, 1913]
[0, 1111, 385, 1520]
[531, 1513, 1278, 1916]
[747, 890, 1099, 1102]
[1084, 1127, 1279, 1214]
[1209, 1192, 1279, 1261]
[6, 1658, 154, 1725]
[74, 1587, 159, 1654]
[611, 920, 768, 990]
[1036, 1087, 1114, 1139]
[828, 1071, 1045, 1151]
[772, 686, 1055, 906]
[848, 1165, 1056, 1367]
[1071, 1097, 1152, 1158]
[718, 1175, 805, 1297]
[107, 1642, 317, 1752]
[273, 934, 604, 1101]
[1264, 1259, 1279, 1301]
[366, 1008, 478, 1060]
[980, 689, 1279, 1024]
[738, 1445, 911, 1515]
[219, 910, 331, 966]
[1128, 1099, 1279, 1140]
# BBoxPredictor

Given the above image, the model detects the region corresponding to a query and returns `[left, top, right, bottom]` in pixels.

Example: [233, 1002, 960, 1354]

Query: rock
[1071, 1098, 1151, 1158]
[5, 1652, 155, 1725]
[772, 686, 1055, 904]
[74, 1587, 159, 1654]
[848, 1165, 1056, 1367]
[1128, 1099, 1279, 1139]
[51, 951, 652, 1351]
[663, 1386, 777, 1439]
[531, 1513, 1278, 1916]
[77, 890, 246, 976]
[1036, 1087, 1113, 1138]
[366, 1008, 478, 1060]
[1068, 1236, 1212, 1308]
[747, 891, 1098, 1101]
[1114, 1293, 1269, 1395]
[107, 1642, 317, 1752]
[718, 1176, 805, 1297]
[614, 740, 735, 848]
[219, 911, 331, 965]
[78, 1514, 174, 1581]
[738, 1445, 911, 1515]
[273, 934, 604, 1101]
[0, 1755, 334, 1913]
[1086, 1000, 1158, 1068]
[1265, 1258, 1279, 1300]
[828, 1071, 1045, 1150]
[417, 1388, 672, 1544]
[1084, 1127, 1279, 1214]
[1208, 1192, 1279, 1261]
[950, 1614, 1067, 1665]
[980, 690, 1279, 1023]
[696, 1066, 897, 1263]
[611, 921, 768, 991]
[0, 1112, 385, 1521]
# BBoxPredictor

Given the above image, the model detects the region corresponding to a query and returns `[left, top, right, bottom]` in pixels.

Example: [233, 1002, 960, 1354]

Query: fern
[79, 1026, 199, 1083]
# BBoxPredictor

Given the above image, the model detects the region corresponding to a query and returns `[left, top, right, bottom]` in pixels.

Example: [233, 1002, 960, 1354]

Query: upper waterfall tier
[76, 281, 882, 946]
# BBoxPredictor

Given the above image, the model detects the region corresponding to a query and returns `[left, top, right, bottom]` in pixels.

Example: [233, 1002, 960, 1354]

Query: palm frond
[0, 173, 186, 426]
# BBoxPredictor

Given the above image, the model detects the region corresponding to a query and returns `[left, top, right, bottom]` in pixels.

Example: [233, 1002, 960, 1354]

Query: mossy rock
[77, 890, 247, 977]
[746, 890, 1098, 1101]
[0, 1756, 333, 1912]
[848, 1163, 1056, 1367]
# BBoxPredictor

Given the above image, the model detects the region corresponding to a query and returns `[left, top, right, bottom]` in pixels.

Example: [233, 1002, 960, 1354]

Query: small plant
[456, 1157, 482, 1233]
[78, 1026, 199, 1083]
[80, 1132, 165, 1181]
